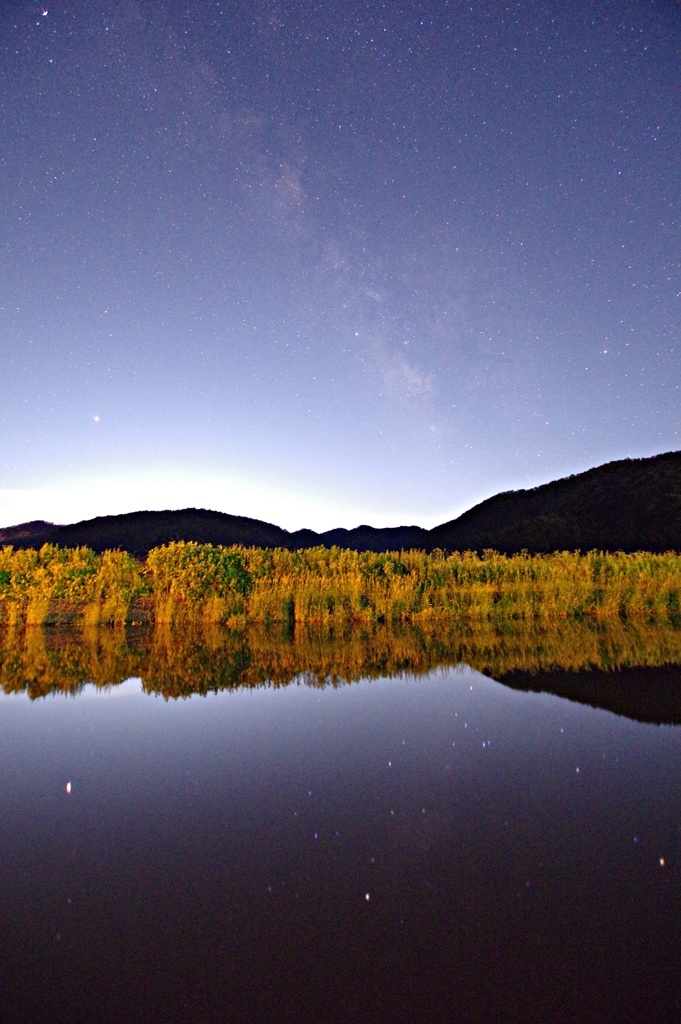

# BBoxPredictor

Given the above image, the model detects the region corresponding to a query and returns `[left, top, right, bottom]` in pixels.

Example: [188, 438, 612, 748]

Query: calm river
[1, 623, 680, 1022]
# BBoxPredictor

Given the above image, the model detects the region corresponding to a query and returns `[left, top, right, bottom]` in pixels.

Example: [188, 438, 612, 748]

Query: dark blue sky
[2, 0, 679, 530]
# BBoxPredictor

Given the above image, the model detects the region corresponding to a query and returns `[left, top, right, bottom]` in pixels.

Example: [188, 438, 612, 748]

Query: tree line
[1, 540, 680, 627]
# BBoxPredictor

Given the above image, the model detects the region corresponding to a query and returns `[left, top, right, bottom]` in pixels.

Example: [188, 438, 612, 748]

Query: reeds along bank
[0, 541, 680, 626]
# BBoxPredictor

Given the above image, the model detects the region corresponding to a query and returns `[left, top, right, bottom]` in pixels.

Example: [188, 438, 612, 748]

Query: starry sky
[1, 0, 679, 532]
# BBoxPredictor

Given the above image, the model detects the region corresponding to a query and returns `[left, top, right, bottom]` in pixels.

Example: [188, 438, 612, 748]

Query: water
[1, 647, 679, 1023]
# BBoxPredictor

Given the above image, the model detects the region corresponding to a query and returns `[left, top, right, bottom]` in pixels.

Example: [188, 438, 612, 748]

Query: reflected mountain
[492, 664, 681, 726]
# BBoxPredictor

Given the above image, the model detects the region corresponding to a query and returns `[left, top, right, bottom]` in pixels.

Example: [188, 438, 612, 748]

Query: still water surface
[1, 641, 680, 1022]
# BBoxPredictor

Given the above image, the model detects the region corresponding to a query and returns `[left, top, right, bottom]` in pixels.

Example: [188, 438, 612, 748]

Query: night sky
[2, 0, 679, 532]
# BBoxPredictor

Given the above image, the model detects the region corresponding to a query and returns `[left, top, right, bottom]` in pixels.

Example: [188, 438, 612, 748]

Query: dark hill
[320, 525, 428, 552]
[1, 451, 679, 556]
[7, 509, 301, 558]
[427, 450, 681, 554]
[0, 510, 427, 557]
[0, 511, 428, 557]
[0, 520, 54, 544]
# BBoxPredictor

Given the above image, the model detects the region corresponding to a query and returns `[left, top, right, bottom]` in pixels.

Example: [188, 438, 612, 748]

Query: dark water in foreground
[1, 627, 680, 1022]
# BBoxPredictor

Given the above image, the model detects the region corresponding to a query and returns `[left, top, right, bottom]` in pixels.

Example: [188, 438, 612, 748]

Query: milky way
[1, 0, 679, 530]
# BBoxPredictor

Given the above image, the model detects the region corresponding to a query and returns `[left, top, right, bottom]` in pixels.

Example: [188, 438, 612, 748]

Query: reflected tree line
[2, 616, 680, 703]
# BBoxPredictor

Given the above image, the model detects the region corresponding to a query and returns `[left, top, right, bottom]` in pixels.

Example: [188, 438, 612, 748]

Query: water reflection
[1, 620, 680, 1022]
[2, 617, 681, 723]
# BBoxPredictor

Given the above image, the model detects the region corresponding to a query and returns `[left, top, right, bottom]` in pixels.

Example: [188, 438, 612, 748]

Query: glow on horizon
[0, 468, 456, 534]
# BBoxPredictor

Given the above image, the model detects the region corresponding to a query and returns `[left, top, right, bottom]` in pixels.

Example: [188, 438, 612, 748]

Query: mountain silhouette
[428, 449, 681, 554]
[1, 451, 679, 556]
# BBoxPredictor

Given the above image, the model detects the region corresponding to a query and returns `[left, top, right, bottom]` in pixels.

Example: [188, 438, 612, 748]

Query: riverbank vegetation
[1, 541, 680, 627]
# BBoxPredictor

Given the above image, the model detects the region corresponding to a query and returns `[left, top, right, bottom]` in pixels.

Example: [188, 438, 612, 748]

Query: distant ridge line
[1, 451, 680, 557]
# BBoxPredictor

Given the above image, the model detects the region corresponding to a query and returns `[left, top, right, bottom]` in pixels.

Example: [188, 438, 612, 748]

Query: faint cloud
[372, 339, 434, 400]
[272, 160, 305, 222]
[362, 285, 385, 303]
